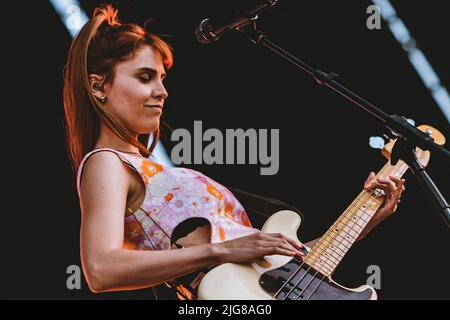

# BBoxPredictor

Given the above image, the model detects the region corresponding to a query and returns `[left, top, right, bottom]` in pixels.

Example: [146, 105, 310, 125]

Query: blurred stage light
[48, 0, 174, 166]
[373, 0, 450, 124]
[48, 0, 88, 38]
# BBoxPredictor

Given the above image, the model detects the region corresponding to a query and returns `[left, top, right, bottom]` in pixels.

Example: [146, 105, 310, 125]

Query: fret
[354, 198, 379, 214]
[308, 252, 337, 270]
[315, 239, 346, 257]
[310, 238, 348, 261]
[335, 218, 363, 234]
[316, 242, 344, 260]
[329, 228, 355, 245]
[345, 206, 369, 221]
[306, 259, 334, 277]
[323, 235, 349, 253]
[305, 253, 336, 270]
[325, 234, 349, 252]
[341, 218, 364, 233]
[307, 245, 340, 265]
[346, 207, 372, 220]
[333, 222, 354, 239]
[312, 249, 342, 266]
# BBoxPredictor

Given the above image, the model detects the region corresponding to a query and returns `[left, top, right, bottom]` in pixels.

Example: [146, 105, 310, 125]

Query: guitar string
[277, 186, 379, 299]
[290, 187, 380, 300]
[304, 163, 391, 270]
[304, 275, 326, 300]
[275, 161, 399, 299]
[301, 161, 409, 300]
[293, 186, 384, 300]
[299, 188, 381, 300]
[303, 172, 392, 275]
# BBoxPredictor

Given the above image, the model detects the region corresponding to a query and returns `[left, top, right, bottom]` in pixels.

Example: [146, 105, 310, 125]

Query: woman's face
[103, 45, 168, 135]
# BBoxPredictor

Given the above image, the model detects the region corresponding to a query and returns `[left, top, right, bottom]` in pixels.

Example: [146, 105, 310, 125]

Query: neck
[95, 123, 140, 154]
[303, 158, 410, 277]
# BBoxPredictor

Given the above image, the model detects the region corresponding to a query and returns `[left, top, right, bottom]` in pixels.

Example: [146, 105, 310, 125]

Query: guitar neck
[303, 158, 410, 277]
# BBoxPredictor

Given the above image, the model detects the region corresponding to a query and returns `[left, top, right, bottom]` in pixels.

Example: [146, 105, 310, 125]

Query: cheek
[107, 81, 158, 133]
[118, 82, 149, 105]
[109, 82, 149, 115]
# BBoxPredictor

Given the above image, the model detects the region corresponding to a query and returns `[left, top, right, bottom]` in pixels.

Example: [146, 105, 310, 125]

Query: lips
[145, 104, 163, 110]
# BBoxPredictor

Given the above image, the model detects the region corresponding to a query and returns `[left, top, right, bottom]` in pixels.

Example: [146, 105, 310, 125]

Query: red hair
[63, 4, 173, 173]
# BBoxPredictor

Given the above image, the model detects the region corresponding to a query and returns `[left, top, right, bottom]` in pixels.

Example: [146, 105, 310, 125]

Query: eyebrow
[136, 67, 166, 78]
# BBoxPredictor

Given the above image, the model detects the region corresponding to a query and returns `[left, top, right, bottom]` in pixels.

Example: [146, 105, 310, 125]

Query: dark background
[2, 0, 449, 299]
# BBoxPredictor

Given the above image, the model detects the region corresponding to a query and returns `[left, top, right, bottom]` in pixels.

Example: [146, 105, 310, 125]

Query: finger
[377, 178, 396, 196]
[364, 172, 376, 189]
[385, 179, 404, 202]
[272, 247, 303, 257]
[386, 179, 397, 195]
[391, 203, 398, 213]
[271, 237, 304, 255]
[276, 242, 305, 256]
[395, 179, 405, 197]
[389, 176, 405, 187]
[273, 235, 304, 254]
[388, 175, 402, 183]
[367, 176, 391, 189]
[367, 181, 388, 192]
[267, 233, 303, 249]
[258, 238, 302, 257]
[377, 177, 391, 185]
[260, 241, 303, 257]
[390, 176, 405, 188]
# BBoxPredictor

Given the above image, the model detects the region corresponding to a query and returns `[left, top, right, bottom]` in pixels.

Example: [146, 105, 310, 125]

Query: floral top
[76, 148, 259, 252]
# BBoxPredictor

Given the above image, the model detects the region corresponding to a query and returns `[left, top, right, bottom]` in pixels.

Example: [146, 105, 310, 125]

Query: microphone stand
[236, 21, 450, 229]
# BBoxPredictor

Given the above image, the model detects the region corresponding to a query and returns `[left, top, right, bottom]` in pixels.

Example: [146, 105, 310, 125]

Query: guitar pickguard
[259, 255, 373, 300]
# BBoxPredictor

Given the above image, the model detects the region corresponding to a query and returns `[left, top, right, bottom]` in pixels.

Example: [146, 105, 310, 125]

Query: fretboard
[303, 158, 410, 277]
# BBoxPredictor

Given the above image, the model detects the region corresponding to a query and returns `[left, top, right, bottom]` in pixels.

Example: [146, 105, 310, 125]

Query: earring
[99, 95, 107, 103]
[93, 82, 103, 90]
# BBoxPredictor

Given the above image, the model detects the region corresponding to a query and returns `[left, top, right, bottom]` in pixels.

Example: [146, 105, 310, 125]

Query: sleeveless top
[76, 148, 259, 252]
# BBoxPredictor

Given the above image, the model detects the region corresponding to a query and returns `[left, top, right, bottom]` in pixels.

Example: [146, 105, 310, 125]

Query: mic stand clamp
[391, 137, 450, 228]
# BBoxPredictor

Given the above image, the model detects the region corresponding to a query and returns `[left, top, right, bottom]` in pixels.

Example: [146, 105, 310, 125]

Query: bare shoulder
[79, 151, 131, 257]
[79, 151, 130, 204]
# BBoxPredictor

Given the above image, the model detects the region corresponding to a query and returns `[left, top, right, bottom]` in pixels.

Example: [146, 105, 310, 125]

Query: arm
[79, 152, 220, 293]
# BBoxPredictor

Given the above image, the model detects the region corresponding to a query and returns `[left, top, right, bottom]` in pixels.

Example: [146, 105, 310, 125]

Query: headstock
[381, 125, 446, 167]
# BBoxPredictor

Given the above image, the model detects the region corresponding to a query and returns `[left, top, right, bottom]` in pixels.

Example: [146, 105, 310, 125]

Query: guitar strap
[228, 186, 304, 224]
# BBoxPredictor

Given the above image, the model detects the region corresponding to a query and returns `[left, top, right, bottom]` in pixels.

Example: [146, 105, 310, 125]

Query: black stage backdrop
[2, 0, 449, 299]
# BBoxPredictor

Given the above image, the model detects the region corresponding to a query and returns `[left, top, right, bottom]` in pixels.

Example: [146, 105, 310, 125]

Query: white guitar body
[197, 210, 377, 300]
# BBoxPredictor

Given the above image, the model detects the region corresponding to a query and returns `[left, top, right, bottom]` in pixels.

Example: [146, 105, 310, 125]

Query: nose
[152, 80, 168, 100]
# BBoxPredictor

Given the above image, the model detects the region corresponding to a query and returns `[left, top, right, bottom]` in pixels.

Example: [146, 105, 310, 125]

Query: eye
[138, 75, 151, 83]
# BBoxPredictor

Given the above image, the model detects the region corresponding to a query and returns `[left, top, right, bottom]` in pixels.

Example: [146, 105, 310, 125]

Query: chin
[141, 123, 159, 135]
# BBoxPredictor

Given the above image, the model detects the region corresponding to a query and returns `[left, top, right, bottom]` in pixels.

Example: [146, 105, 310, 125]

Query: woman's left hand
[358, 172, 406, 240]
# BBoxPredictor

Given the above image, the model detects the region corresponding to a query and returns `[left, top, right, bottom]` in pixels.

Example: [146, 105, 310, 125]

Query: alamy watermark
[366, 264, 381, 289]
[366, 5, 381, 30]
[170, 121, 279, 175]
[66, 264, 81, 290]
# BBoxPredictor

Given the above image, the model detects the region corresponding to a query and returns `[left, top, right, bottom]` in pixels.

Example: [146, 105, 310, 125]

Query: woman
[63, 5, 405, 298]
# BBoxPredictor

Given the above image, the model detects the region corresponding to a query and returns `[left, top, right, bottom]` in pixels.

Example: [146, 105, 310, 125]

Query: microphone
[194, 0, 278, 44]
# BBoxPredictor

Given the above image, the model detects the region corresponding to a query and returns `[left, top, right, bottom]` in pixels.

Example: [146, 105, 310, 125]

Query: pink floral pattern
[77, 148, 259, 251]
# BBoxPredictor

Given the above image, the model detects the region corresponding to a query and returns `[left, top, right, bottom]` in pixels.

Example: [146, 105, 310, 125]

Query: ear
[88, 74, 107, 99]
